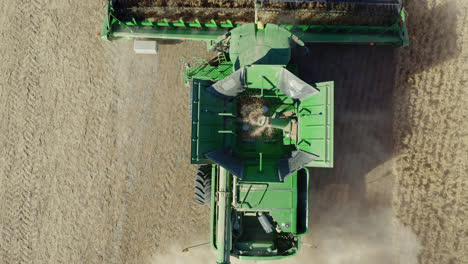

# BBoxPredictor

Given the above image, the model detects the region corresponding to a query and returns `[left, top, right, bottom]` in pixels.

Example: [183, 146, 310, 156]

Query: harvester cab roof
[228, 23, 293, 70]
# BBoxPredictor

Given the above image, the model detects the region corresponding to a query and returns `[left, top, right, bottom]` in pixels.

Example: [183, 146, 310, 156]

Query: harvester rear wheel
[194, 165, 212, 205]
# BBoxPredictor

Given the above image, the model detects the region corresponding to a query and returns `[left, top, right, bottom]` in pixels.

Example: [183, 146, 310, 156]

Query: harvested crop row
[114, 0, 400, 25]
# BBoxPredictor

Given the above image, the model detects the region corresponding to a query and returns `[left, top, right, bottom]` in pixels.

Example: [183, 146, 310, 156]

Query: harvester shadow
[157, 39, 184, 45]
[292, 44, 397, 218]
[292, 0, 461, 225]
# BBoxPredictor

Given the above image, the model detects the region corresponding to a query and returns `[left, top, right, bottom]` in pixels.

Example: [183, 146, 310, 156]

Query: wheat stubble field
[0, 0, 467, 263]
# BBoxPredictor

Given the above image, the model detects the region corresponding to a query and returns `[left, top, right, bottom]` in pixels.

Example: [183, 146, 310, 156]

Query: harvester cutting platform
[100, 1, 408, 263]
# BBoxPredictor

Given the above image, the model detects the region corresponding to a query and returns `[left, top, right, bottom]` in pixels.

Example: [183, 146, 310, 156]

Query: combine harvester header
[101, 0, 409, 47]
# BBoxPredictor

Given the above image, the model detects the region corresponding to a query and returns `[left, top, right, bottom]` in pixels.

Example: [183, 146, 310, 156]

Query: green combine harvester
[100, 1, 408, 263]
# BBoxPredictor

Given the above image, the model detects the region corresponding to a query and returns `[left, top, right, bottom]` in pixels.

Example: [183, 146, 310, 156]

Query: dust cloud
[298, 204, 422, 264]
[150, 203, 421, 264]
[149, 243, 215, 264]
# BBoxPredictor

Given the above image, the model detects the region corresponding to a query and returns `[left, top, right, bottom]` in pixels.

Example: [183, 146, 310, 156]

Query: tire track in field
[0, 17, 22, 263]
[0, 67, 22, 264]
[14, 0, 43, 263]
[59, 5, 122, 262]
[0, 0, 25, 260]
[114, 42, 214, 262]
[152, 60, 199, 246]
[105, 41, 162, 263]
[0, 0, 44, 263]
[101, 42, 128, 264]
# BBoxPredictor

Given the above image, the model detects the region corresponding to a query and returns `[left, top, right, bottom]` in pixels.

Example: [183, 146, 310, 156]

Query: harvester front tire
[194, 165, 212, 205]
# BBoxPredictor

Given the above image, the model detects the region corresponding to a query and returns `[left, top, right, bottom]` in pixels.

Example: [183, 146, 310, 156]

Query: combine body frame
[187, 23, 334, 263]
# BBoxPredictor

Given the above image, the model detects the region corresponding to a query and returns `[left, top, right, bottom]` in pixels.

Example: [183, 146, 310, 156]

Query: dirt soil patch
[0, 0, 466, 263]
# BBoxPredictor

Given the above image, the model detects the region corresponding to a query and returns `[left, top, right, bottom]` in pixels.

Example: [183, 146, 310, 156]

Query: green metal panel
[216, 167, 232, 264]
[237, 249, 298, 261]
[235, 170, 298, 234]
[184, 62, 234, 83]
[297, 81, 334, 168]
[229, 24, 292, 70]
[244, 65, 282, 89]
[234, 236, 302, 261]
[234, 241, 274, 252]
[108, 25, 226, 41]
[190, 79, 236, 164]
[239, 163, 278, 182]
[236, 185, 293, 211]
[291, 10, 409, 46]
